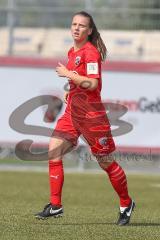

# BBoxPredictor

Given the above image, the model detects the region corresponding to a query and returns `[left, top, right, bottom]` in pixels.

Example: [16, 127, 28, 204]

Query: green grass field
[0, 171, 160, 240]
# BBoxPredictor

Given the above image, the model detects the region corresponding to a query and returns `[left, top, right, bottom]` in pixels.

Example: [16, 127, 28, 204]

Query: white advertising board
[0, 66, 160, 151]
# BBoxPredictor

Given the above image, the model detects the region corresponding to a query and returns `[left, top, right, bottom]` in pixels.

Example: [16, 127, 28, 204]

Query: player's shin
[49, 160, 64, 206]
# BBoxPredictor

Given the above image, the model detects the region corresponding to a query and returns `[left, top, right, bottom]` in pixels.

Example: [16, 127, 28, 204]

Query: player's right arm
[56, 63, 98, 91]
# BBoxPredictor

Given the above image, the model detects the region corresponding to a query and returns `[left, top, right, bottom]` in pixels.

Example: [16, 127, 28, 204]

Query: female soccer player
[35, 11, 135, 225]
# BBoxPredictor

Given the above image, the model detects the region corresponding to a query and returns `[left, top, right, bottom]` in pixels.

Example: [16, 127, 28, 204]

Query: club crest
[98, 137, 108, 146]
[75, 56, 81, 66]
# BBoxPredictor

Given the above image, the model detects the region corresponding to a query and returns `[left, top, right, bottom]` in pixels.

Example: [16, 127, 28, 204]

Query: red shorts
[52, 110, 116, 156]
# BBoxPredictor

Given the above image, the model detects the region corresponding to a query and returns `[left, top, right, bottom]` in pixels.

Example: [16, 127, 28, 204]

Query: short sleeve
[85, 49, 101, 79]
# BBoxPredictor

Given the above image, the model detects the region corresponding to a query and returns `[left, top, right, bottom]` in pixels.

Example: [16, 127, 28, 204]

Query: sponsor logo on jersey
[75, 56, 81, 65]
[87, 62, 98, 74]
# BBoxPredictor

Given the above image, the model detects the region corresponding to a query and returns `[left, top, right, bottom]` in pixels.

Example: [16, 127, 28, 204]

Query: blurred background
[0, 0, 160, 59]
[0, 0, 160, 174]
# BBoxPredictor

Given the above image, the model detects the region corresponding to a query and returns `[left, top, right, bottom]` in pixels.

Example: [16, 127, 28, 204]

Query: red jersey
[66, 41, 102, 108]
[53, 41, 116, 155]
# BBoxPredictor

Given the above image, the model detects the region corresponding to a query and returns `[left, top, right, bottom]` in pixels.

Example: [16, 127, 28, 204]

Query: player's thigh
[81, 124, 116, 157]
[53, 112, 80, 147]
[49, 137, 73, 160]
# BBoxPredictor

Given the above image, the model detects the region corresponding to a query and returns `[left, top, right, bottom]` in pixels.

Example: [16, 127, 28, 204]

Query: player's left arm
[56, 62, 98, 91]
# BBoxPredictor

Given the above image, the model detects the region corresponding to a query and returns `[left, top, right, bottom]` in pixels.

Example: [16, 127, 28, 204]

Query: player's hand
[56, 62, 69, 77]
[64, 91, 69, 104]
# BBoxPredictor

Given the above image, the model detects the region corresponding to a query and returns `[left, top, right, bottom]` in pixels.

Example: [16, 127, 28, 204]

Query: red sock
[49, 160, 64, 206]
[104, 161, 131, 207]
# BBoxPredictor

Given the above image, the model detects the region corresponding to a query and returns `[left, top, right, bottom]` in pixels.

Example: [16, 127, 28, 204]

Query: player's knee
[48, 147, 63, 160]
[48, 142, 64, 160]
[48, 137, 73, 160]
[96, 154, 114, 169]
